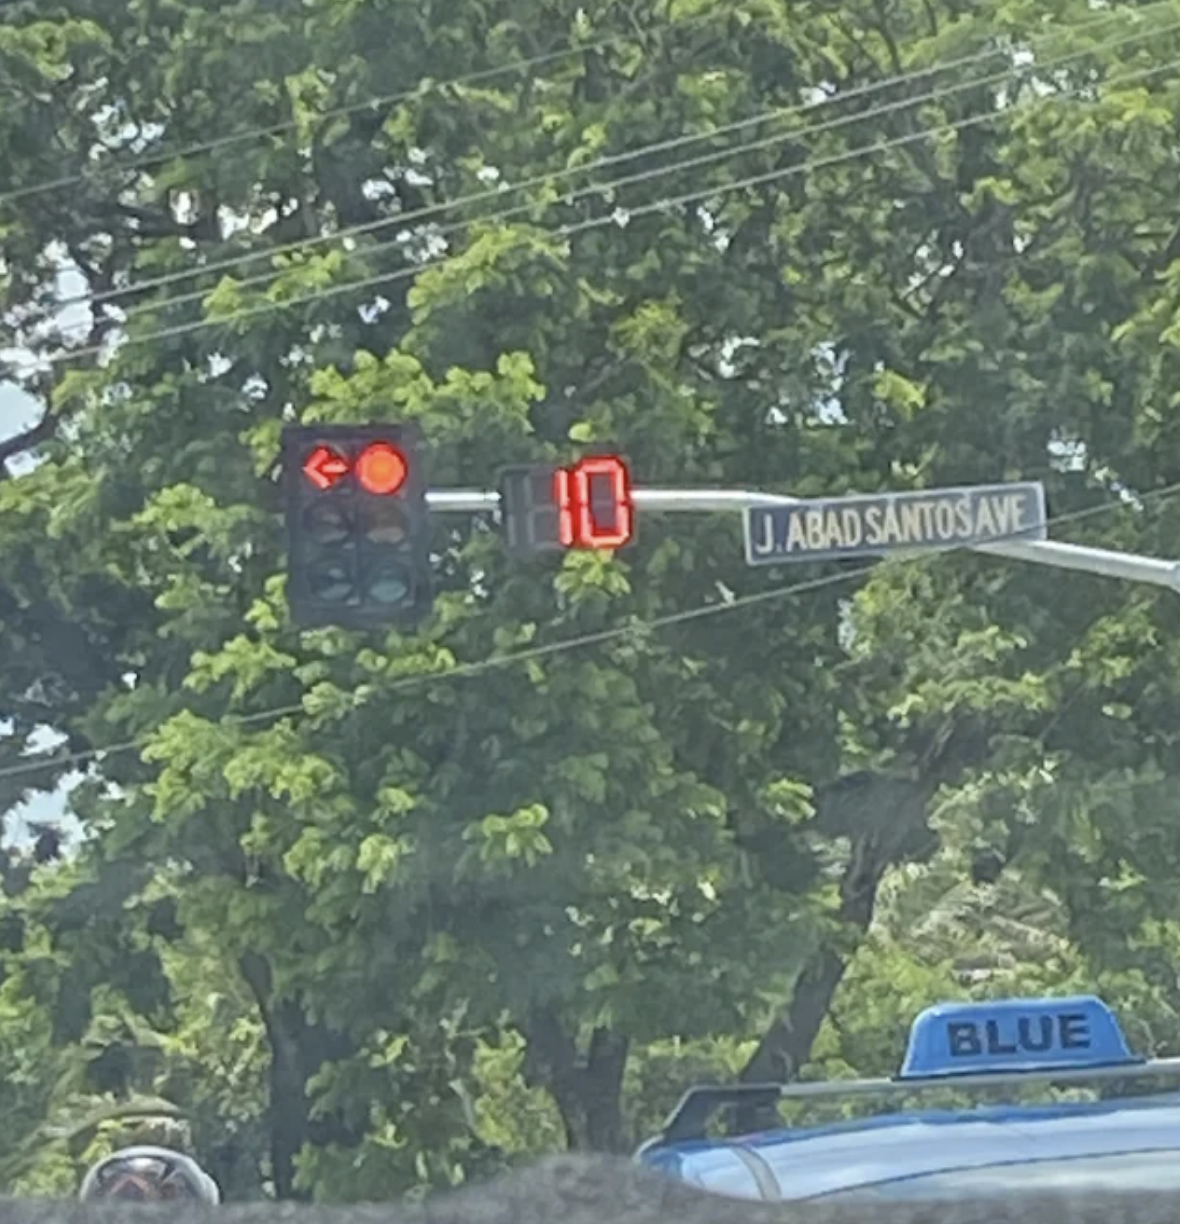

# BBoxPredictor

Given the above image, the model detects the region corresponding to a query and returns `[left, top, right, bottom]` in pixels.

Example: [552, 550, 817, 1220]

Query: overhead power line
[25, 4, 1170, 328]
[2, 482, 1178, 788]
[31, 52, 1180, 370]
[0, 37, 630, 206]
[43, 14, 1176, 328]
[0, 0, 1171, 209]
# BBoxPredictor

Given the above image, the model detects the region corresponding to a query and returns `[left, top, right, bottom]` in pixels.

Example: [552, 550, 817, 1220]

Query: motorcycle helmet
[78, 1144, 221, 1203]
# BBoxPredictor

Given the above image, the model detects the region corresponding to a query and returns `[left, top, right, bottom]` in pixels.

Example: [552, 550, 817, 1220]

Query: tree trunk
[741, 830, 888, 1085]
[734, 772, 938, 1131]
[237, 953, 358, 1199]
[524, 1008, 631, 1152]
[239, 954, 307, 1200]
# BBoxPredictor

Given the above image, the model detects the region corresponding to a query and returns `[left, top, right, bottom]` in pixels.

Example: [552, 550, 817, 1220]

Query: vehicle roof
[638, 1093, 1180, 1202]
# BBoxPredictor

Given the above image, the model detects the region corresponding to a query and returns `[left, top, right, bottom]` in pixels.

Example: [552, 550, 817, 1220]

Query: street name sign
[743, 482, 1048, 567]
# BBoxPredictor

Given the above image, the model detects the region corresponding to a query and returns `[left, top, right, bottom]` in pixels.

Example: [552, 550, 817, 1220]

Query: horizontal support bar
[978, 537, 1180, 593]
[424, 487, 804, 512]
[423, 486, 1180, 593]
[424, 489, 499, 512]
[632, 488, 806, 511]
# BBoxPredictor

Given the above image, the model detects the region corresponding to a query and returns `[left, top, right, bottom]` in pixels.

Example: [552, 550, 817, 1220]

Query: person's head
[78, 1145, 221, 1203]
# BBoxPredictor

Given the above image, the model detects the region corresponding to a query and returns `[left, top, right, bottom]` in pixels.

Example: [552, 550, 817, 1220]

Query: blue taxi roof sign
[899, 995, 1142, 1079]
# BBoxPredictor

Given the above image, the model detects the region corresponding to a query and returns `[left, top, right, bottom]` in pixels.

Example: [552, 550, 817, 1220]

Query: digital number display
[498, 455, 635, 555]
[555, 455, 633, 549]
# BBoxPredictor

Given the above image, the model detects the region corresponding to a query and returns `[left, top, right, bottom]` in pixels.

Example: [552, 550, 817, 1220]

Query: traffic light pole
[425, 486, 1180, 594]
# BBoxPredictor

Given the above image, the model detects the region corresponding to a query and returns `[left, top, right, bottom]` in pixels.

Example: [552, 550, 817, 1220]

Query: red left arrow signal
[303, 445, 350, 490]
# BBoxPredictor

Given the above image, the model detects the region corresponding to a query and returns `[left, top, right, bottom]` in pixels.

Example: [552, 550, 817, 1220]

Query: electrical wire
[0, 38, 638, 207]
[0, 0, 1166, 211]
[36, 3, 1178, 320]
[2, 480, 1180, 786]
[35, 53, 1180, 370]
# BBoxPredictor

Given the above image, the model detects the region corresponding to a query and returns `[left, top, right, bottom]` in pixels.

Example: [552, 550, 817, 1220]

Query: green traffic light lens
[366, 561, 413, 605]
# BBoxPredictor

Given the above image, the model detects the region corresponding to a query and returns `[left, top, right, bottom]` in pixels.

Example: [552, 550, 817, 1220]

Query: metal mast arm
[427, 485, 1180, 594]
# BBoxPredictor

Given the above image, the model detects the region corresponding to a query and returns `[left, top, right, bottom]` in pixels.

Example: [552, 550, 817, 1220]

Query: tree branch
[735, 773, 939, 1128]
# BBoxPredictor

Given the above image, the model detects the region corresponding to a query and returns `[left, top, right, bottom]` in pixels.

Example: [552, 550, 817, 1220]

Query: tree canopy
[5, 0, 1180, 1202]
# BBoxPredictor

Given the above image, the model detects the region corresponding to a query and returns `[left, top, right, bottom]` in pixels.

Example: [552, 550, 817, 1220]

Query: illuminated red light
[356, 442, 408, 495]
[303, 445, 350, 490]
[555, 455, 633, 550]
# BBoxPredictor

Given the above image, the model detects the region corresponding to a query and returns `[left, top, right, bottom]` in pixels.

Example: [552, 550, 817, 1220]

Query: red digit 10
[554, 456, 633, 549]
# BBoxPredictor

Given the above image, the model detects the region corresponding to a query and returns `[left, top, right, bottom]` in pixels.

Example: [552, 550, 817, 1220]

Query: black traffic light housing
[282, 423, 432, 629]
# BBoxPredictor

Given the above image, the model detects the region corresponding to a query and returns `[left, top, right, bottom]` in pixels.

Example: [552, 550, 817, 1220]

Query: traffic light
[282, 423, 432, 628]
[498, 455, 635, 556]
